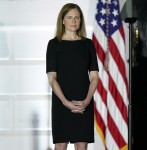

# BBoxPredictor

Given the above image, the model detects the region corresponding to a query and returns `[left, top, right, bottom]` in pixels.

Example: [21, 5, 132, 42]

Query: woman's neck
[62, 32, 80, 40]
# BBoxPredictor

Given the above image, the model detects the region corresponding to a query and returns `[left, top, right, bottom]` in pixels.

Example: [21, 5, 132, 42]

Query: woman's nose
[72, 18, 76, 23]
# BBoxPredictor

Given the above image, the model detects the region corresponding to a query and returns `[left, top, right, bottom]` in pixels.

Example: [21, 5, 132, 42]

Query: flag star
[99, 18, 105, 26]
[112, 9, 118, 17]
[105, 0, 111, 4]
[113, 0, 118, 6]
[101, 0, 106, 5]
[107, 0, 111, 4]
[111, 19, 117, 27]
[100, 8, 106, 16]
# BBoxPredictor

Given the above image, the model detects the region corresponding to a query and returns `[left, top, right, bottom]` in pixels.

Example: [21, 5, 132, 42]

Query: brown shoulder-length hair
[55, 3, 87, 41]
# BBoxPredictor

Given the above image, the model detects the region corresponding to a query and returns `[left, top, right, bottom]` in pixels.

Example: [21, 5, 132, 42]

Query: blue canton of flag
[96, 0, 122, 37]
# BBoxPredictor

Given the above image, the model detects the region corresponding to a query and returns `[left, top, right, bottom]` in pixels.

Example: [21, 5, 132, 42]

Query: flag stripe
[107, 91, 128, 143]
[93, 20, 108, 52]
[107, 112, 127, 148]
[108, 54, 128, 106]
[108, 74, 128, 123]
[94, 101, 106, 140]
[97, 78, 107, 104]
[106, 128, 119, 150]
[96, 52, 109, 92]
[119, 26, 125, 43]
[111, 30, 126, 64]
[93, 33, 105, 65]
[95, 90, 107, 125]
[108, 37, 128, 92]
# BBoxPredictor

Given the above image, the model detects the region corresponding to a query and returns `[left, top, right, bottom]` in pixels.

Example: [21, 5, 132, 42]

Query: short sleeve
[46, 39, 57, 73]
[89, 39, 99, 72]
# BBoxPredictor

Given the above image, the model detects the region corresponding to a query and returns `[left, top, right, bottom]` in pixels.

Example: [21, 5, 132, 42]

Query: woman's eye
[67, 16, 72, 19]
[75, 17, 80, 19]
[66, 16, 80, 19]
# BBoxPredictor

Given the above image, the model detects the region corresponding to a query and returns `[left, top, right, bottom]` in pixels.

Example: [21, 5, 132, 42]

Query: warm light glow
[135, 28, 139, 44]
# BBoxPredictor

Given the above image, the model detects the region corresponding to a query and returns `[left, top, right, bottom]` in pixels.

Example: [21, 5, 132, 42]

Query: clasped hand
[64, 100, 90, 114]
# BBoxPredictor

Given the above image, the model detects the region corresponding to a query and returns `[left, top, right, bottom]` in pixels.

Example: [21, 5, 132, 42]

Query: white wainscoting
[0, 26, 54, 150]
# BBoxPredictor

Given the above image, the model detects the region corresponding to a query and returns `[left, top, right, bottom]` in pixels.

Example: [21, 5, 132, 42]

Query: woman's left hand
[72, 100, 90, 113]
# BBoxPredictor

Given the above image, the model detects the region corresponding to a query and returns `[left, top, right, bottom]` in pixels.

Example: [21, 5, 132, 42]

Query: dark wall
[132, 1, 147, 150]
[133, 0, 147, 20]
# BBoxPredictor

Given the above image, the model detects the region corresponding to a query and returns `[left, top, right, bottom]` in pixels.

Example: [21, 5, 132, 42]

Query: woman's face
[63, 8, 81, 33]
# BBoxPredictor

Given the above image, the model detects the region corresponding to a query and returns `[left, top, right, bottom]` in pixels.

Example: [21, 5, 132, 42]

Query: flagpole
[125, 17, 137, 150]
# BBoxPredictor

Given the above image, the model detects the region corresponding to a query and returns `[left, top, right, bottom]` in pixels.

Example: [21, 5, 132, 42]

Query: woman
[46, 3, 99, 150]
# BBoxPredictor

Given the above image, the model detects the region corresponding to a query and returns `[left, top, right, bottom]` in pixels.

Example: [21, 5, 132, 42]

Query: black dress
[46, 38, 99, 144]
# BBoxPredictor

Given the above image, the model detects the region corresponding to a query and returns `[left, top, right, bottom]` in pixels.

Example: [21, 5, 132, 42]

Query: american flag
[93, 0, 128, 150]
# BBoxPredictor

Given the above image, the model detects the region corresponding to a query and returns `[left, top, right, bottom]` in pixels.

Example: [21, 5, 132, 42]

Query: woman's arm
[47, 72, 84, 113]
[47, 72, 67, 104]
[85, 71, 99, 104]
[73, 71, 99, 109]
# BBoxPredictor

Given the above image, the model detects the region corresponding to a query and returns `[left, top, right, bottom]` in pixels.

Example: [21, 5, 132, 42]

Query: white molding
[0, 25, 55, 31]
[0, 58, 9, 61]
[0, 93, 52, 97]
[14, 58, 45, 61]
[0, 59, 45, 64]
[0, 130, 52, 135]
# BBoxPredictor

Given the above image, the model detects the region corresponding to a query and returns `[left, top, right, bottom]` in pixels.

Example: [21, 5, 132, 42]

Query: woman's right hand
[63, 100, 84, 114]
